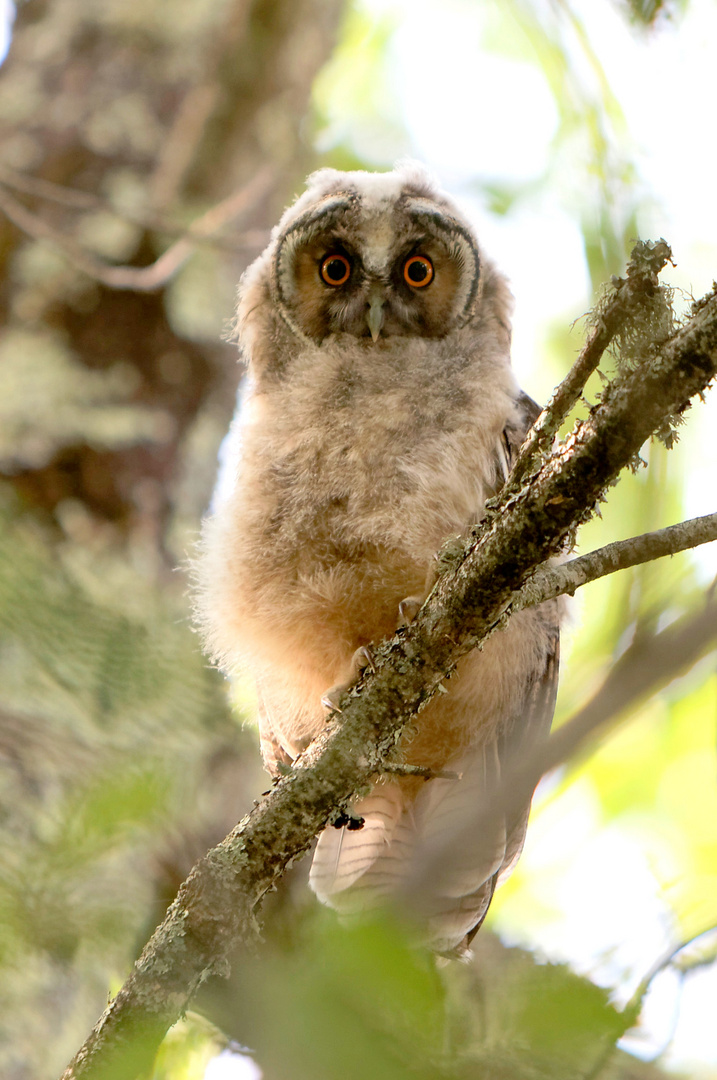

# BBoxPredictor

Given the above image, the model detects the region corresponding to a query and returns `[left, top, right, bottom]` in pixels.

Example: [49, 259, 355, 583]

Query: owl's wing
[317, 624, 558, 953]
[403, 627, 559, 953]
[451, 390, 558, 945]
[403, 390, 560, 950]
[494, 628, 559, 886]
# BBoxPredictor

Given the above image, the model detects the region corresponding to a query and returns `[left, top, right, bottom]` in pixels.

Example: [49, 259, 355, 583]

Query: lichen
[589, 240, 682, 446]
[434, 534, 466, 574]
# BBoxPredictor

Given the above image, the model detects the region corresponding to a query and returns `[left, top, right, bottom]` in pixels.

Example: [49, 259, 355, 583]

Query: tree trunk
[0, 0, 343, 552]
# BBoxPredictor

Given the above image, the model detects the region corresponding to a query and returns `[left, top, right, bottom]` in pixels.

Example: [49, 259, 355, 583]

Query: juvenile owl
[197, 163, 559, 954]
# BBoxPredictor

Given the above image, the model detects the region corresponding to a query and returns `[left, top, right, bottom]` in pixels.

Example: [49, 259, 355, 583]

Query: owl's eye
[403, 255, 434, 288]
[320, 254, 351, 287]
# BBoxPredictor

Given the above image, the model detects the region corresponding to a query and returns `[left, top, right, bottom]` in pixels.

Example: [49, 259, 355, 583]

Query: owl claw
[354, 644, 376, 673]
[398, 596, 422, 628]
[321, 688, 343, 713]
[322, 646, 376, 712]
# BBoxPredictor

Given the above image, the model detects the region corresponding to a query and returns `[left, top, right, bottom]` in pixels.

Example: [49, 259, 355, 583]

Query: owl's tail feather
[404, 742, 509, 951]
[309, 742, 521, 953]
[309, 782, 405, 902]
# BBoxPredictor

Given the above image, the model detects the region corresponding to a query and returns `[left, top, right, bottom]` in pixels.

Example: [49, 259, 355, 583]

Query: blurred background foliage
[0, 0, 715, 1078]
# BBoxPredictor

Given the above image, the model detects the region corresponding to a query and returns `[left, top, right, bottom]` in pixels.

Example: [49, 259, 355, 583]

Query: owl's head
[265, 164, 487, 346]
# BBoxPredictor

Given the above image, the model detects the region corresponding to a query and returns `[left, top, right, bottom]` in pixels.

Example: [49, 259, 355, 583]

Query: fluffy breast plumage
[195, 162, 560, 954]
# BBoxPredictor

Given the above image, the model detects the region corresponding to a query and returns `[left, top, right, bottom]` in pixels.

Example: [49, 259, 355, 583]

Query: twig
[0, 165, 100, 209]
[516, 511, 717, 611]
[59, 258, 717, 1080]
[0, 164, 268, 252]
[487, 593, 716, 836]
[150, 0, 252, 207]
[0, 166, 273, 292]
[637, 924, 717, 1000]
[507, 239, 674, 491]
[150, 83, 221, 209]
[618, 924, 717, 1063]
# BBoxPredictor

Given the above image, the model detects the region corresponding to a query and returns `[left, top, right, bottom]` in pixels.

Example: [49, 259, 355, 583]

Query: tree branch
[0, 164, 102, 210]
[0, 163, 269, 252]
[508, 239, 674, 490]
[0, 166, 273, 292]
[60, 260, 717, 1080]
[516, 511, 717, 610]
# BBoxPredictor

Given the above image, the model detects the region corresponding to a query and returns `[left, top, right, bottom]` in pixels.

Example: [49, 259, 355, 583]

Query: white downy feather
[325, 806, 418, 918]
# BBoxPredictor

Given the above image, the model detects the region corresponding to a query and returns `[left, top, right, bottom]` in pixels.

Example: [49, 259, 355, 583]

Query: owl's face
[270, 167, 483, 345]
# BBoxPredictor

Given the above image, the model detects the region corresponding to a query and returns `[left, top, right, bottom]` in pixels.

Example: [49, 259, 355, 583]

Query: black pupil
[325, 257, 347, 281]
[407, 259, 429, 283]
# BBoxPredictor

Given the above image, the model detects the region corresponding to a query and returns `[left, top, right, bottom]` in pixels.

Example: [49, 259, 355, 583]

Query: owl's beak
[367, 294, 385, 342]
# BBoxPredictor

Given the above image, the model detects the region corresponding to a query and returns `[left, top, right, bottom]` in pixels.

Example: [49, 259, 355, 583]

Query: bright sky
[0, 0, 11, 58]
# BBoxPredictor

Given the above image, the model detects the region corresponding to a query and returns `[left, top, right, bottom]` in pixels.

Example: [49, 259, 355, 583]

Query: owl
[196, 163, 559, 954]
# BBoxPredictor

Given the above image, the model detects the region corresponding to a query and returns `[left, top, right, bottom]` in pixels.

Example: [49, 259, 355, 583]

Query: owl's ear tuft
[392, 158, 441, 200]
[304, 167, 349, 192]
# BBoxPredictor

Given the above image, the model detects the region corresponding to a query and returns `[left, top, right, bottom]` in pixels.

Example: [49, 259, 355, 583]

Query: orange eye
[320, 253, 351, 287]
[403, 255, 434, 288]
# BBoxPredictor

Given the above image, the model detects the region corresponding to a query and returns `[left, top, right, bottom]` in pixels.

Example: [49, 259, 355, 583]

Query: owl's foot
[397, 596, 423, 627]
[398, 563, 439, 627]
[321, 645, 376, 712]
[261, 733, 312, 778]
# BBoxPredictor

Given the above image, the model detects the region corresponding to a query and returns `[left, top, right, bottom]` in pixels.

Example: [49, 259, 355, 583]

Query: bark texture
[0, 0, 342, 546]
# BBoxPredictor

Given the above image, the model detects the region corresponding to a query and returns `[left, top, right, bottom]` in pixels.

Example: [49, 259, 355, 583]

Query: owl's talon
[398, 596, 422, 628]
[322, 645, 376, 712]
[355, 644, 376, 673]
[321, 688, 343, 713]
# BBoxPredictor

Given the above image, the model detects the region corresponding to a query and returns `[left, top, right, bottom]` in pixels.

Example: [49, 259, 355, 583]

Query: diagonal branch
[507, 238, 674, 491]
[0, 167, 273, 292]
[0, 163, 269, 252]
[516, 510, 717, 610]
[60, 268, 717, 1080]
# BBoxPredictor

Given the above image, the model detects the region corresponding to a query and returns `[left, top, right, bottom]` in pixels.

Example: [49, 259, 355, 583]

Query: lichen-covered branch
[516, 510, 717, 610]
[508, 238, 674, 491]
[60, 269, 717, 1080]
